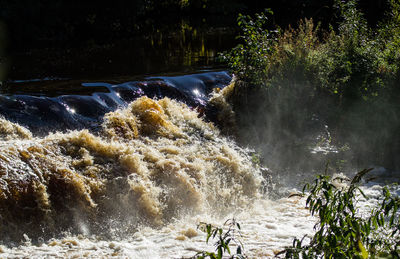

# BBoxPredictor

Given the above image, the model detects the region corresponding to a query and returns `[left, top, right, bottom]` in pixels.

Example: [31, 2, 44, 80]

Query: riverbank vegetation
[219, 0, 400, 172]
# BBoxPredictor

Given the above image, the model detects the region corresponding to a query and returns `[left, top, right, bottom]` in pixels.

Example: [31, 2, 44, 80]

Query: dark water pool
[3, 27, 236, 81]
[0, 25, 236, 135]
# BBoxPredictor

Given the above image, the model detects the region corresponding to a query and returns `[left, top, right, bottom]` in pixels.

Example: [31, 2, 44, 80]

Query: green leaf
[372, 216, 378, 229]
[358, 188, 367, 199]
[358, 240, 369, 259]
[237, 245, 242, 255]
[217, 247, 222, 259]
[351, 168, 373, 185]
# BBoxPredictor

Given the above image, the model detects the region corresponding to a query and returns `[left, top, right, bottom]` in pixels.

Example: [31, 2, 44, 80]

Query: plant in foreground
[194, 219, 245, 259]
[282, 168, 400, 258]
[194, 169, 400, 258]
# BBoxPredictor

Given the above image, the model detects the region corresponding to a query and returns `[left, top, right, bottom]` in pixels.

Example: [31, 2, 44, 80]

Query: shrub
[283, 169, 400, 258]
[219, 10, 277, 87]
[194, 170, 400, 258]
[195, 219, 245, 259]
[219, 0, 400, 170]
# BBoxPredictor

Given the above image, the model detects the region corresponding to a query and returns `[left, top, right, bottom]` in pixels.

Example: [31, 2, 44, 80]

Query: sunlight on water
[0, 117, 32, 140]
[0, 76, 337, 258]
[0, 96, 262, 244]
[1, 73, 398, 258]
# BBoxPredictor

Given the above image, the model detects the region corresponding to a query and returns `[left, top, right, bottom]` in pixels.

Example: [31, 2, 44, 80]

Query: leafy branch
[195, 218, 246, 259]
[282, 169, 400, 258]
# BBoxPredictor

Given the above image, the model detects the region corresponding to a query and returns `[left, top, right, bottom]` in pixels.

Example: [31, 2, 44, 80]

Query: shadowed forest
[0, 1, 388, 48]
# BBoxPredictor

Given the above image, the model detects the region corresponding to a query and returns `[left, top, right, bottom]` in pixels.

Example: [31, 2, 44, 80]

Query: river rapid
[0, 71, 398, 258]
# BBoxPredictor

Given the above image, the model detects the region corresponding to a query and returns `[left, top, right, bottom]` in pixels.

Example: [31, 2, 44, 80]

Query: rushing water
[0, 71, 231, 135]
[0, 71, 398, 258]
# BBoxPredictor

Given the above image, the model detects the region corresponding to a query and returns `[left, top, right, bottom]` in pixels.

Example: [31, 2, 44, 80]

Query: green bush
[283, 169, 400, 258]
[219, 10, 276, 86]
[222, 0, 400, 96]
[219, 0, 400, 170]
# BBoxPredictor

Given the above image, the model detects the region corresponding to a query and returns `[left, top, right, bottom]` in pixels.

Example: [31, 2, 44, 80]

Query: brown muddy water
[0, 26, 398, 258]
[0, 71, 399, 258]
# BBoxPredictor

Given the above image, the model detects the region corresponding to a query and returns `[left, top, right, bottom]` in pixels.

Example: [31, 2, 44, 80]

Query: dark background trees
[0, 0, 388, 51]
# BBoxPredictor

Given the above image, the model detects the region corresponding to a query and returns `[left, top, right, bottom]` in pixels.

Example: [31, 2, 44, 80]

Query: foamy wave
[0, 118, 32, 140]
[0, 96, 262, 242]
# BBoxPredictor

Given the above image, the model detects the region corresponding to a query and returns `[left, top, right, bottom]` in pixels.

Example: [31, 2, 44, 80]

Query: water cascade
[0, 71, 395, 258]
[0, 71, 263, 245]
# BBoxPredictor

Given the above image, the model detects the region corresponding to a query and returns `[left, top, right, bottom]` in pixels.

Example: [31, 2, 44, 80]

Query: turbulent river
[0, 71, 397, 258]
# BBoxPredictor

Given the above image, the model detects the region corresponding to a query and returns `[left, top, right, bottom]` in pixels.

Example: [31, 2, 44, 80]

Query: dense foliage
[220, 0, 400, 170]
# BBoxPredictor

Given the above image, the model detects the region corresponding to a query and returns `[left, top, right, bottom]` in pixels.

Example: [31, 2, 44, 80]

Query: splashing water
[0, 71, 231, 135]
[1, 72, 397, 258]
[0, 94, 263, 244]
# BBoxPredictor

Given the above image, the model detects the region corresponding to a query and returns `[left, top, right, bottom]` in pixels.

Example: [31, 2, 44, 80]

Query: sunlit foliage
[284, 169, 400, 258]
[220, 0, 400, 170]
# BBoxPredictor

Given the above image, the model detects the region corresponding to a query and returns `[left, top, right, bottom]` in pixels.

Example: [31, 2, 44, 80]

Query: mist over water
[0, 71, 397, 258]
